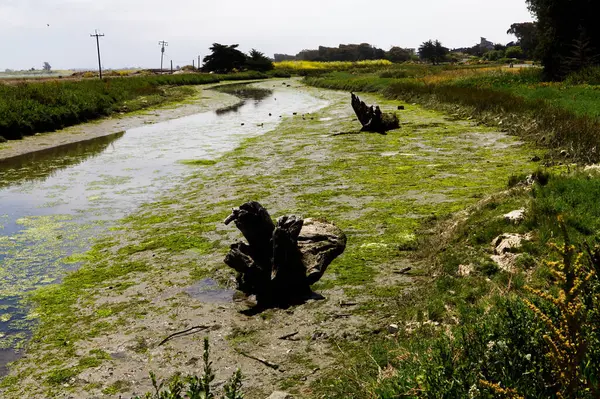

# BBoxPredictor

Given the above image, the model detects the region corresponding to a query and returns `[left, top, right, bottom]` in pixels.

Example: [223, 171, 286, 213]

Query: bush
[565, 66, 600, 85]
[0, 72, 268, 140]
[136, 338, 244, 399]
[505, 46, 524, 59]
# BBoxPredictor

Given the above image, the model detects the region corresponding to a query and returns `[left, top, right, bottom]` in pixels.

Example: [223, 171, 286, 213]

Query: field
[2, 63, 600, 398]
[305, 63, 600, 162]
[0, 71, 268, 141]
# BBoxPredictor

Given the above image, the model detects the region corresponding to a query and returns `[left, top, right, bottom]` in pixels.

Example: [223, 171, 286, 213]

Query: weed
[136, 338, 244, 399]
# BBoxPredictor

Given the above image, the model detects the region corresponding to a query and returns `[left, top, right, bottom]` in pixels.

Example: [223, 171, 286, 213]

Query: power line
[158, 41, 168, 71]
[90, 30, 105, 79]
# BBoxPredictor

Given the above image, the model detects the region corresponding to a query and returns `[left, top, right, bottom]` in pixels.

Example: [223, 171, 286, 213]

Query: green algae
[0, 84, 545, 398]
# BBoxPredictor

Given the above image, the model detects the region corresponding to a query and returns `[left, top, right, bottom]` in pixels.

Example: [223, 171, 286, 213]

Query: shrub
[135, 338, 244, 399]
[565, 66, 600, 85]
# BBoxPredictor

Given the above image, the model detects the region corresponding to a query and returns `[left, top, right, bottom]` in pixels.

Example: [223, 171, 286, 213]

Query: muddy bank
[0, 82, 541, 398]
[0, 84, 242, 161]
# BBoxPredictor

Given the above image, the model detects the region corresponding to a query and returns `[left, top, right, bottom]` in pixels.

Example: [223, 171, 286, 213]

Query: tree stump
[351, 93, 400, 133]
[224, 201, 346, 307]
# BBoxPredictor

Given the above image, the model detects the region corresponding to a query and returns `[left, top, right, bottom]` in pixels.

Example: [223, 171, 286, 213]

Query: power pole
[158, 41, 168, 71]
[90, 30, 105, 79]
[192, 59, 195, 68]
[170, 60, 173, 74]
[198, 55, 201, 70]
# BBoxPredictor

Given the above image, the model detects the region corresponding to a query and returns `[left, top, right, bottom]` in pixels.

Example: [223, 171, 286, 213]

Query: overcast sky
[1, 0, 535, 71]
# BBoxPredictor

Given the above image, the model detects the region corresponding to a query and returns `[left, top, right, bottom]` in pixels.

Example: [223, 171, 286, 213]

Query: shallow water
[0, 83, 329, 375]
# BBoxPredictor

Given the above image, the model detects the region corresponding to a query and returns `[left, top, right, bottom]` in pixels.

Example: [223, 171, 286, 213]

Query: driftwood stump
[224, 201, 346, 307]
[351, 93, 400, 133]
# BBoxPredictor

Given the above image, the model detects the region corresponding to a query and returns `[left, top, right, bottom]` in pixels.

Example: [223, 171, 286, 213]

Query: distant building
[480, 37, 494, 52]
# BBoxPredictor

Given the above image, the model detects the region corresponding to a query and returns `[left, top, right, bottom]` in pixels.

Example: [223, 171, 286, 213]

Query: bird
[47, 24, 50, 27]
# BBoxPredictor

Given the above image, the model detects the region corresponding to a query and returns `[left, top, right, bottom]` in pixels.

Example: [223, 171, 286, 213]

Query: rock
[491, 233, 532, 273]
[584, 164, 600, 175]
[491, 253, 520, 273]
[457, 264, 474, 277]
[267, 392, 294, 399]
[503, 209, 525, 224]
[388, 324, 399, 334]
[492, 233, 530, 255]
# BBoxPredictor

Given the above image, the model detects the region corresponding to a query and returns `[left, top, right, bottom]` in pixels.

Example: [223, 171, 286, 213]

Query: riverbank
[0, 83, 246, 161]
[0, 80, 542, 398]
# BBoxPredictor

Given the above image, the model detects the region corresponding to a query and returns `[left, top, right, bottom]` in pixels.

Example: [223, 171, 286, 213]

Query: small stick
[237, 350, 282, 371]
[278, 331, 299, 340]
[158, 325, 211, 346]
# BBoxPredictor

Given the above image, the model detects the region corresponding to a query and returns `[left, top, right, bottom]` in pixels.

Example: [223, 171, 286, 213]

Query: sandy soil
[0, 85, 240, 161]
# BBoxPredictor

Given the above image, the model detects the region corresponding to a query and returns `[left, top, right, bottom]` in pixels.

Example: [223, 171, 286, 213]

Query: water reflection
[0, 132, 125, 189]
[213, 84, 273, 116]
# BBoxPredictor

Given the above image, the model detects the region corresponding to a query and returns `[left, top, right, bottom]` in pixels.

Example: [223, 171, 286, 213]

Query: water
[0, 83, 329, 375]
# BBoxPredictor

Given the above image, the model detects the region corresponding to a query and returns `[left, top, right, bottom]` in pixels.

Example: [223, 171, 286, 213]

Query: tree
[507, 22, 539, 60]
[483, 49, 505, 61]
[419, 40, 448, 64]
[385, 47, 412, 63]
[202, 43, 247, 73]
[42, 62, 51, 72]
[246, 49, 274, 72]
[419, 40, 435, 63]
[505, 46, 524, 59]
[525, 0, 600, 80]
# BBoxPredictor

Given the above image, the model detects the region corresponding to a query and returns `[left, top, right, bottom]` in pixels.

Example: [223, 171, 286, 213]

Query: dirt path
[0, 84, 241, 161]
[0, 81, 539, 399]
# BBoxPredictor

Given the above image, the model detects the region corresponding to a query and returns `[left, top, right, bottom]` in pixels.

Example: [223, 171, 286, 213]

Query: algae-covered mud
[0, 82, 329, 376]
[0, 81, 541, 399]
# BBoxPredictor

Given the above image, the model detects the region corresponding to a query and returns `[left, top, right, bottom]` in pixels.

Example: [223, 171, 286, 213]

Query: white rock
[491, 253, 521, 273]
[584, 164, 600, 175]
[492, 233, 530, 255]
[457, 264, 474, 277]
[388, 324, 399, 334]
[503, 209, 525, 224]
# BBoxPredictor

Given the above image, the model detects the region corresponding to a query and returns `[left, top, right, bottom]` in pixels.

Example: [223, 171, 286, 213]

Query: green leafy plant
[136, 338, 243, 399]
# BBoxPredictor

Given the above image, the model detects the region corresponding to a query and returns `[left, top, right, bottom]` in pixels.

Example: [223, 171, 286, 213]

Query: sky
[0, 0, 535, 71]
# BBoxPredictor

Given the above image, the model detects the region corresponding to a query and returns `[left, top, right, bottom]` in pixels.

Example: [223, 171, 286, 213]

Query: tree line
[275, 43, 417, 63]
[201, 44, 273, 74]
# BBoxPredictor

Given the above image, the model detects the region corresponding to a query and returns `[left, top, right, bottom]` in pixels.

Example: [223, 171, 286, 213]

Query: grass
[273, 60, 392, 77]
[312, 170, 600, 398]
[304, 65, 600, 163]
[0, 84, 543, 397]
[0, 71, 268, 140]
[4, 75, 599, 397]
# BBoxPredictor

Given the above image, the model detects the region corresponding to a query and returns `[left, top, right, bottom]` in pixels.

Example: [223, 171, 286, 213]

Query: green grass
[305, 65, 600, 163]
[0, 71, 268, 140]
[312, 170, 600, 398]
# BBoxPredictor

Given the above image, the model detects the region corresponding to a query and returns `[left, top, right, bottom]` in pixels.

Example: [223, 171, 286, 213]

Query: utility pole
[198, 55, 201, 70]
[170, 60, 173, 74]
[158, 41, 168, 71]
[192, 59, 195, 68]
[90, 30, 105, 79]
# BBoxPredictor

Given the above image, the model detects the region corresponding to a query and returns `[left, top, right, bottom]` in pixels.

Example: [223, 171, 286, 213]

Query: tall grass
[0, 72, 267, 140]
[306, 67, 600, 162]
[273, 59, 392, 77]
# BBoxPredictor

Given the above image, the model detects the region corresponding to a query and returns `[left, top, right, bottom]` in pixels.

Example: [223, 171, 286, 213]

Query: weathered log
[351, 93, 400, 133]
[224, 201, 346, 307]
